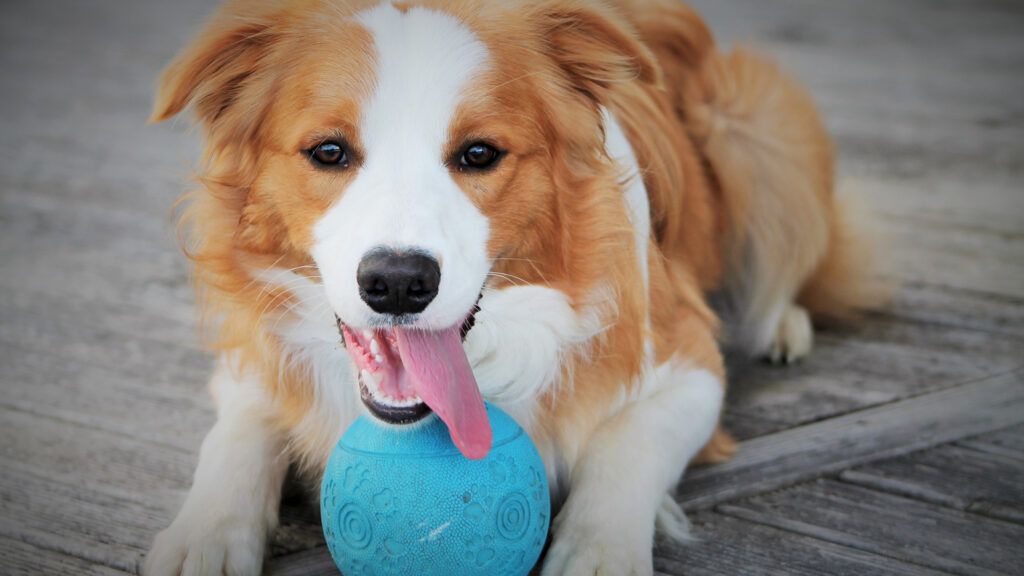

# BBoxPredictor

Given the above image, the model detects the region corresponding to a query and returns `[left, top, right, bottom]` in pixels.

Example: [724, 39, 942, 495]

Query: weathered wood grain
[0, 455, 326, 572]
[0, 466, 164, 572]
[679, 369, 1024, 510]
[719, 478, 1024, 575]
[0, 285, 210, 387]
[0, 281, 201, 354]
[0, 407, 195, 504]
[0, 194, 195, 325]
[841, 441, 1024, 524]
[0, 536, 133, 576]
[878, 283, 1024, 339]
[0, 343, 213, 453]
[722, 313, 1024, 439]
[957, 424, 1024, 461]
[266, 548, 335, 576]
[654, 511, 949, 576]
[876, 215, 1024, 300]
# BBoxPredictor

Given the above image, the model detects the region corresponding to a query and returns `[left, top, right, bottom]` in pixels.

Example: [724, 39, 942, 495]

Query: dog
[143, 1, 882, 574]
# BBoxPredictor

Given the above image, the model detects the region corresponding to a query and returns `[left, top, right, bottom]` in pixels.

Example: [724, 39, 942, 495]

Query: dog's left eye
[459, 142, 501, 170]
[309, 141, 348, 167]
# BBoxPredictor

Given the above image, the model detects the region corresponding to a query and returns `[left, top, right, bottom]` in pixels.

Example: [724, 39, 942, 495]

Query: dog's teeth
[374, 354, 384, 364]
[362, 330, 372, 339]
[359, 369, 375, 390]
[370, 339, 380, 355]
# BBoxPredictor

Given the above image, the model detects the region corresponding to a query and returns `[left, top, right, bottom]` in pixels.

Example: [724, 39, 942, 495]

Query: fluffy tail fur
[798, 188, 891, 324]
[689, 47, 888, 355]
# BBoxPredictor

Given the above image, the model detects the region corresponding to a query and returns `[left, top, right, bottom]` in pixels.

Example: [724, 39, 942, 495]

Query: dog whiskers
[486, 271, 528, 287]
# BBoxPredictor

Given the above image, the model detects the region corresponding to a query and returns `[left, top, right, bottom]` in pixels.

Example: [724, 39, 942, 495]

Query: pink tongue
[394, 326, 491, 459]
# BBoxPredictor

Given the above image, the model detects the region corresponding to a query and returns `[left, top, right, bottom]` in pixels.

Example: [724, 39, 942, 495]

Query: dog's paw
[541, 520, 652, 576]
[143, 512, 267, 576]
[766, 304, 813, 364]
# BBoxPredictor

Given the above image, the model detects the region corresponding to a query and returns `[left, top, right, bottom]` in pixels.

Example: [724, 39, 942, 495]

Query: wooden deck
[1, 0, 1022, 574]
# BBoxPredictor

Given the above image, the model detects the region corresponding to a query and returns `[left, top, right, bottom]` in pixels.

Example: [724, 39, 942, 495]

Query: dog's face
[301, 6, 530, 333]
[154, 0, 656, 457]
[254, 5, 559, 455]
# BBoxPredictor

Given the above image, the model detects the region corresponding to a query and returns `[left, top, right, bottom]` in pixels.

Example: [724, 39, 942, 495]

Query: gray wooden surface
[1, 0, 1021, 574]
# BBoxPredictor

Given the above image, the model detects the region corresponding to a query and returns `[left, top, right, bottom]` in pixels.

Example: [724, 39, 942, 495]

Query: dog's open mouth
[341, 326, 430, 423]
[335, 303, 490, 459]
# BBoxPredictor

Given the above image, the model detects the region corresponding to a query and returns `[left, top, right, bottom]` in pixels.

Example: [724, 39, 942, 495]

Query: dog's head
[155, 0, 656, 457]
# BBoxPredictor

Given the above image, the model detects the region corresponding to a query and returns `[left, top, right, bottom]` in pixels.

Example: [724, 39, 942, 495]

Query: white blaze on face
[311, 4, 492, 330]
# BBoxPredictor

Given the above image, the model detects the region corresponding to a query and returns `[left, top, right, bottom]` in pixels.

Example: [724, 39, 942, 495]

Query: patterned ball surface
[320, 403, 550, 576]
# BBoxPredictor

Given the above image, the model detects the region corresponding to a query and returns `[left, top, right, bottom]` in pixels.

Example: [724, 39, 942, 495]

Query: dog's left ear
[534, 0, 662, 101]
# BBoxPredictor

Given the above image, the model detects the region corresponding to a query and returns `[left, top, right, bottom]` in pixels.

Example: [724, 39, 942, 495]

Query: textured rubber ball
[320, 403, 550, 576]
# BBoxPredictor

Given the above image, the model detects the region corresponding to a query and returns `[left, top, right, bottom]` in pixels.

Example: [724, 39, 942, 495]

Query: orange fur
[799, 192, 893, 324]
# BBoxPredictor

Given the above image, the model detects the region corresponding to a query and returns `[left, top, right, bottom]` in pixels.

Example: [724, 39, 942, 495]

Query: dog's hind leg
[691, 48, 851, 362]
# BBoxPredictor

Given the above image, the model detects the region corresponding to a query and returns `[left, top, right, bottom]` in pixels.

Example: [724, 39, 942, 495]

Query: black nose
[357, 249, 441, 315]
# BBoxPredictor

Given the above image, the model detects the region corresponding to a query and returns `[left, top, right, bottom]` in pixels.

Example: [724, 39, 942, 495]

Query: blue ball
[320, 403, 550, 576]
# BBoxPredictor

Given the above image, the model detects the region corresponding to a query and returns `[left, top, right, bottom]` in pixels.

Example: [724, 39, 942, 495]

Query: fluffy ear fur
[535, 0, 662, 101]
[150, 1, 280, 125]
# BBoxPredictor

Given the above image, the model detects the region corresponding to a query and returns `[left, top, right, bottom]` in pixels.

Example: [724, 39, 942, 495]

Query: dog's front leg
[144, 356, 288, 576]
[541, 363, 723, 576]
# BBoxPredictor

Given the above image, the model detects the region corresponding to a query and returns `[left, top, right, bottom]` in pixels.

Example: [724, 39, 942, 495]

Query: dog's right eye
[309, 141, 348, 167]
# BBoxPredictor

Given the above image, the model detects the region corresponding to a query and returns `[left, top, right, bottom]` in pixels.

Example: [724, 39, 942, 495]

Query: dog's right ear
[531, 0, 662, 103]
[150, 2, 278, 125]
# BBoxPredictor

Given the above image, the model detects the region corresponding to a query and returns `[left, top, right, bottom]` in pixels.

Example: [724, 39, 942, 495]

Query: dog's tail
[798, 186, 891, 324]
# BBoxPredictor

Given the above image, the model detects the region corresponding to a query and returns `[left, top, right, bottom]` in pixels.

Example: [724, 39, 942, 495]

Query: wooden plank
[718, 479, 1024, 575]
[267, 547, 335, 576]
[719, 405, 788, 441]
[876, 214, 1024, 300]
[0, 396, 323, 563]
[0, 0, 207, 217]
[0, 459, 325, 572]
[0, 196, 195, 324]
[721, 309, 1024, 438]
[0, 287, 210, 389]
[0, 343, 213, 453]
[0, 466, 165, 572]
[879, 282, 1024, 339]
[654, 511, 947, 576]
[0, 282, 201, 354]
[840, 442, 1024, 524]
[849, 174, 1023, 242]
[679, 369, 1024, 510]
[0, 536, 131, 576]
[957, 424, 1024, 461]
[0, 407, 196, 504]
[0, 341, 329, 561]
